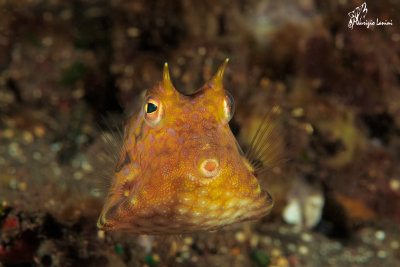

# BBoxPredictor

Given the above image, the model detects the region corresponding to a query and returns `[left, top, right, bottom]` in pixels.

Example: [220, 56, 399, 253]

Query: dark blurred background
[0, 0, 399, 266]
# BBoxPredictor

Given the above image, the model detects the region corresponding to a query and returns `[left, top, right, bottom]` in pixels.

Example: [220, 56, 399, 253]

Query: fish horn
[209, 58, 229, 91]
[162, 62, 175, 95]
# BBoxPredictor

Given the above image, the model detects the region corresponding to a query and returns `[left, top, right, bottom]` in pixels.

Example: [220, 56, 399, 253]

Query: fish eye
[221, 91, 235, 123]
[144, 97, 164, 126]
[146, 102, 158, 114]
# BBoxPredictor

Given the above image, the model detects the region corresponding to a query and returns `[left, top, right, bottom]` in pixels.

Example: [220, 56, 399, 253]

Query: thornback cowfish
[97, 59, 283, 234]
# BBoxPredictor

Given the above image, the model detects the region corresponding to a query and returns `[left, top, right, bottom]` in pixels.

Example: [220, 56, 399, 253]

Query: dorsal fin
[245, 105, 285, 174]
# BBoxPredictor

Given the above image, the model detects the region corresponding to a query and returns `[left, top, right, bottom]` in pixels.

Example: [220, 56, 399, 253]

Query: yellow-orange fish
[97, 59, 282, 234]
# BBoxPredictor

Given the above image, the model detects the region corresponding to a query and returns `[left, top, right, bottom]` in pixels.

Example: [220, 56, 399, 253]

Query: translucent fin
[89, 115, 125, 195]
[245, 105, 285, 175]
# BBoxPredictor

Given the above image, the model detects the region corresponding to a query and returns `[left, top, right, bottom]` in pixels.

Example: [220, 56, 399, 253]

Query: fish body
[97, 59, 276, 234]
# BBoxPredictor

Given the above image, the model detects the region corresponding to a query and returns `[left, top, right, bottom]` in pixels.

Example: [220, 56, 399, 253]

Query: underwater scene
[0, 0, 399, 266]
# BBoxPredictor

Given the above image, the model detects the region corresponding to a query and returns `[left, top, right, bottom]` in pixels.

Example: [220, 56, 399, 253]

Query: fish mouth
[199, 158, 219, 177]
[190, 145, 222, 183]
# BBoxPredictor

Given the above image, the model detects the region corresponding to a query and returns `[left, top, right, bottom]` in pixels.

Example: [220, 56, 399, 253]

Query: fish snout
[195, 148, 221, 178]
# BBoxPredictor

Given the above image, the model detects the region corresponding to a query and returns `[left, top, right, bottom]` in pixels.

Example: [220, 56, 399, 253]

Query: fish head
[97, 60, 273, 234]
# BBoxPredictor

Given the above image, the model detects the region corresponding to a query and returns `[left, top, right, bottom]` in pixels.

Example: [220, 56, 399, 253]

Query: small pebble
[74, 171, 83, 180]
[377, 250, 387, 259]
[304, 123, 314, 134]
[301, 233, 312, 242]
[22, 131, 34, 143]
[287, 243, 296, 252]
[292, 107, 304, 117]
[332, 242, 342, 251]
[152, 254, 160, 262]
[342, 250, 352, 260]
[298, 245, 309, 255]
[271, 248, 281, 257]
[42, 36, 53, 46]
[273, 239, 282, 247]
[18, 182, 27, 191]
[197, 47, 206, 56]
[250, 235, 259, 248]
[33, 125, 46, 137]
[90, 189, 101, 198]
[9, 179, 17, 190]
[137, 236, 154, 253]
[276, 256, 289, 267]
[283, 200, 302, 226]
[304, 193, 324, 228]
[97, 230, 105, 239]
[191, 255, 198, 262]
[82, 160, 93, 172]
[184, 237, 193, 246]
[261, 236, 272, 245]
[51, 143, 62, 152]
[181, 251, 191, 260]
[359, 250, 373, 262]
[327, 257, 336, 265]
[390, 241, 399, 249]
[76, 134, 87, 144]
[127, 27, 140, 37]
[375, 230, 386, 241]
[9, 142, 22, 158]
[235, 232, 246, 243]
[389, 179, 399, 191]
[3, 129, 14, 138]
[361, 229, 374, 244]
